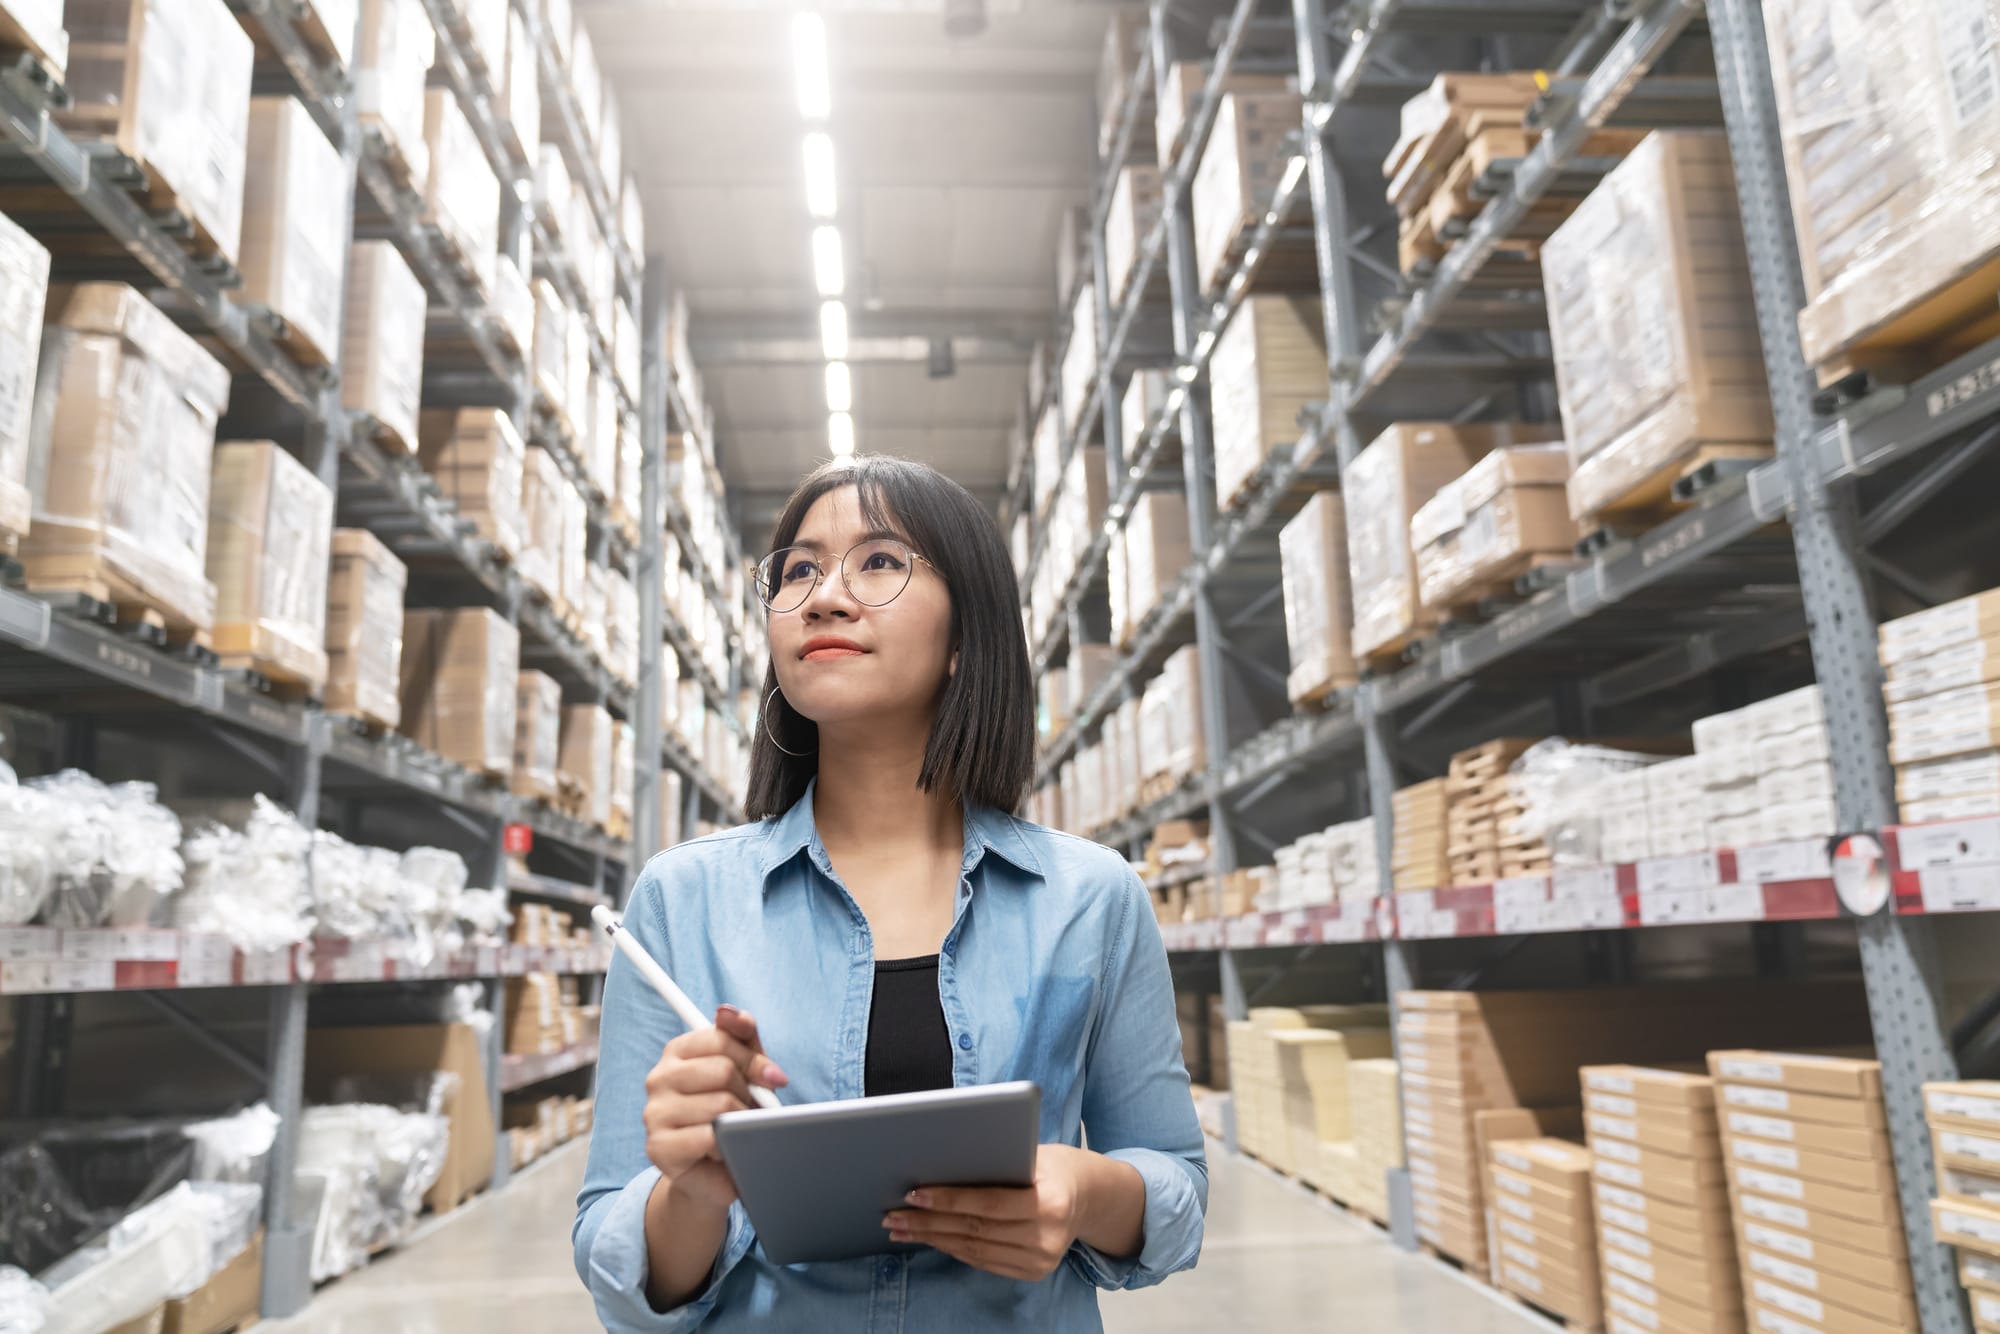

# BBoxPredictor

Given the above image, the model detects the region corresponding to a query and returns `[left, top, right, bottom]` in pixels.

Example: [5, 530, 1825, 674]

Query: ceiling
[580, 0, 1118, 543]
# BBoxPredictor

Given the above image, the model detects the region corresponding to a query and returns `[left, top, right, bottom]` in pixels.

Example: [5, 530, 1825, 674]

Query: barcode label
[1944, 0, 2000, 126]
[1733, 1139, 1800, 1171]
[1587, 1072, 1637, 1095]
[1590, 1112, 1639, 1141]
[1606, 1249, 1654, 1282]
[1747, 1221, 1813, 1261]
[1730, 1112, 1796, 1142]
[1742, 1194, 1809, 1229]
[1498, 1195, 1533, 1222]
[1942, 1130, 2000, 1163]
[1754, 1278, 1824, 1322]
[1930, 1090, 2000, 1124]
[1597, 1138, 1641, 1164]
[1750, 1250, 1817, 1291]
[1602, 1225, 1651, 1258]
[1720, 1058, 1785, 1083]
[1606, 1272, 1657, 1306]
[1596, 1183, 1646, 1212]
[1609, 1294, 1660, 1330]
[1602, 1205, 1649, 1234]
[1739, 1167, 1804, 1199]
[1589, 1092, 1638, 1116]
[1597, 1161, 1643, 1187]
[1725, 1085, 1790, 1112]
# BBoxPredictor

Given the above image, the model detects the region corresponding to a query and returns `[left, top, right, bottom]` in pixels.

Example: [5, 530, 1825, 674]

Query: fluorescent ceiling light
[793, 13, 830, 120]
[825, 361, 852, 413]
[802, 132, 837, 218]
[812, 225, 844, 296]
[829, 411, 855, 458]
[820, 300, 848, 360]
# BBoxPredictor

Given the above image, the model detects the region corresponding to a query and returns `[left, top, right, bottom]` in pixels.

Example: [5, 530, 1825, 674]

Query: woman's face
[767, 485, 954, 732]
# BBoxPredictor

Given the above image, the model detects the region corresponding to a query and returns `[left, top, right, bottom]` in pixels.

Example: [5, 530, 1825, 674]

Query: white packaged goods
[1280, 491, 1357, 705]
[569, 18, 603, 141]
[206, 442, 335, 692]
[240, 97, 347, 365]
[1509, 739, 1666, 866]
[1106, 166, 1163, 305]
[175, 796, 313, 951]
[1120, 491, 1191, 641]
[341, 241, 427, 454]
[325, 528, 407, 730]
[519, 446, 565, 602]
[357, 0, 435, 190]
[532, 278, 569, 418]
[0, 0, 68, 78]
[1121, 368, 1173, 455]
[25, 772, 182, 928]
[1095, 8, 1147, 155]
[1207, 295, 1324, 510]
[423, 87, 500, 294]
[599, 101, 623, 196]
[1881, 589, 2000, 666]
[0, 212, 50, 547]
[620, 174, 645, 257]
[501, 6, 540, 166]
[616, 415, 641, 530]
[1541, 131, 1772, 521]
[536, 143, 574, 245]
[1190, 91, 1304, 294]
[1031, 403, 1063, 519]
[513, 670, 562, 802]
[614, 299, 640, 403]
[540, 0, 571, 61]
[298, 1104, 449, 1281]
[612, 722, 634, 823]
[24, 284, 230, 632]
[588, 372, 619, 499]
[454, 0, 505, 77]
[62, 0, 253, 266]
[1156, 62, 1295, 172]
[1059, 283, 1097, 437]
[296, 0, 358, 68]
[38, 1180, 262, 1334]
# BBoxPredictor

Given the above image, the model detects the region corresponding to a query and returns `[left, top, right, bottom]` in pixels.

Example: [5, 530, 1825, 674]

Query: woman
[573, 456, 1206, 1331]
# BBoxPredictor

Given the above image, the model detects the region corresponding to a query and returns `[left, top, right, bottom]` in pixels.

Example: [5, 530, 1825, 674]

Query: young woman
[573, 456, 1206, 1330]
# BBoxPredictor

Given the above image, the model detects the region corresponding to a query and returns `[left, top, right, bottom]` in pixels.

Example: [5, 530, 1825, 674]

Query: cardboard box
[1542, 131, 1772, 521]
[1709, 1052, 1883, 1102]
[1736, 1187, 1907, 1259]
[23, 283, 229, 632]
[1723, 1133, 1896, 1192]
[1600, 1212, 1736, 1269]
[1279, 491, 1358, 704]
[1499, 1256, 1602, 1324]
[1156, 62, 1295, 170]
[207, 441, 333, 691]
[306, 1023, 496, 1212]
[1746, 1284, 1910, 1334]
[1738, 1217, 1911, 1295]
[423, 85, 499, 293]
[1121, 490, 1192, 641]
[1593, 1179, 1735, 1251]
[62, 0, 252, 264]
[1601, 1241, 1742, 1312]
[1741, 1246, 1916, 1325]
[241, 96, 347, 365]
[161, 1230, 261, 1334]
[342, 241, 427, 453]
[1962, 1251, 2000, 1295]
[1722, 1107, 1888, 1161]
[420, 408, 525, 560]
[1588, 1108, 1720, 1158]
[1881, 592, 2000, 668]
[1595, 1155, 1729, 1210]
[1934, 1196, 2000, 1261]
[1412, 444, 1575, 611]
[1093, 7, 1148, 154]
[1105, 165, 1163, 305]
[0, 210, 50, 545]
[519, 445, 569, 604]
[1719, 1080, 1887, 1130]
[1207, 295, 1324, 509]
[1604, 1275, 1733, 1334]
[0, 0, 68, 79]
[1937, 1124, 2000, 1178]
[512, 669, 562, 802]
[324, 529, 407, 728]
[400, 607, 519, 775]
[356, 0, 434, 189]
[560, 704, 614, 828]
[1728, 1160, 1899, 1227]
[1593, 1136, 1727, 1190]
[505, 971, 564, 1056]
[1191, 91, 1306, 294]
[1058, 282, 1097, 438]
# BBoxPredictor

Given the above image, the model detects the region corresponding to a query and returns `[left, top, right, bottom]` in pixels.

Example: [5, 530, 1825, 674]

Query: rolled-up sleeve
[1067, 871, 1208, 1289]
[573, 858, 759, 1331]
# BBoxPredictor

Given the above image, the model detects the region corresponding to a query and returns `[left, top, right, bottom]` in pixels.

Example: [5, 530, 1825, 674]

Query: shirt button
[957, 1032, 973, 1051]
[880, 1258, 899, 1278]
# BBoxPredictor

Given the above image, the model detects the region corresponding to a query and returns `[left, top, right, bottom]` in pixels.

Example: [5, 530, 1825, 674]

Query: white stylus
[591, 904, 783, 1110]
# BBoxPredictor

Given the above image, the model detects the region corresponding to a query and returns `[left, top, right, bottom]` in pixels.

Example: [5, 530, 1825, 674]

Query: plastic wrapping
[1410, 444, 1573, 611]
[1105, 167, 1163, 306]
[0, 778, 56, 927]
[511, 669, 562, 801]
[503, 8, 540, 166]
[398, 608, 520, 776]
[1138, 647, 1206, 784]
[422, 87, 499, 294]
[559, 478, 588, 615]
[615, 413, 642, 533]
[419, 408, 524, 560]
[460, 0, 506, 79]
[1507, 738, 1667, 867]
[399, 845, 470, 960]
[0, 1268, 50, 1334]
[296, 1104, 448, 1281]
[180, 1105, 280, 1186]
[61, 0, 253, 264]
[1763, 0, 2000, 368]
[0, 1119, 191, 1273]
[1278, 491, 1356, 704]
[323, 528, 408, 729]
[206, 442, 334, 691]
[560, 705, 613, 828]
[1541, 132, 1772, 521]
[535, 144, 573, 248]
[611, 722, 634, 823]
[24, 284, 230, 632]
[38, 1180, 260, 1334]
[175, 796, 314, 952]
[1207, 295, 1324, 509]
[519, 446, 565, 605]
[1048, 445, 1106, 594]
[357, 0, 435, 190]
[241, 97, 347, 365]
[1191, 92, 1304, 294]
[25, 772, 182, 929]
[531, 279, 568, 419]
[587, 372, 618, 501]
[1120, 491, 1190, 642]
[342, 241, 427, 454]
[0, 213, 50, 545]
[606, 568, 638, 688]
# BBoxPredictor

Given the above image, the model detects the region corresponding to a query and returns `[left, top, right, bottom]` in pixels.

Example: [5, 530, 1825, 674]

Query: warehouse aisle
[261, 1137, 1544, 1332]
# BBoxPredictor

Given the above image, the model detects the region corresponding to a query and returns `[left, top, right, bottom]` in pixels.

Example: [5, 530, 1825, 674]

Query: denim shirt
[572, 785, 1207, 1332]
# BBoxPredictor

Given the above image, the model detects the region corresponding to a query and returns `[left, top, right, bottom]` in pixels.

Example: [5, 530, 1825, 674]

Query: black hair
[745, 455, 1035, 820]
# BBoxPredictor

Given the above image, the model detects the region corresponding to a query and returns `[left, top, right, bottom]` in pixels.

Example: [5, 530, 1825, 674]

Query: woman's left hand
[883, 1144, 1091, 1281]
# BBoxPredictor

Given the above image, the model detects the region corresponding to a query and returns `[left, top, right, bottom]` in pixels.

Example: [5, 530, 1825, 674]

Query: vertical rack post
[1706, 0, 1966, 1329]
[633, 257, 669, 865]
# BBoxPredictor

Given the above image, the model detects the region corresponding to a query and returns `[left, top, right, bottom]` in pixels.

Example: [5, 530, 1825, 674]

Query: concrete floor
[263, 1137, 1548, 1333]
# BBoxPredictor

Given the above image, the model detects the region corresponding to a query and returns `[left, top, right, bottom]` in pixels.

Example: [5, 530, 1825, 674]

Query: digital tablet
[713, 1080, 1040, 1265]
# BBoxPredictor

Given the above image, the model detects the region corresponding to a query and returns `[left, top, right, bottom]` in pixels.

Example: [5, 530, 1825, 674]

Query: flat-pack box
[1722, 1107, 1888, 1162]
[1934, 1196, 2000, 1262]
[1191, 91, 1305, 295]
[423, 86, 499, 293]
[560, 703, 613, 829]
[1724, 1133, 1896, 1194]
[342, 241, 427, 454]
[324, 528, 406, 729]
[0, 212, 51, 547]
[1708, 1052, 1883, 1103]
[207, 442, 333, 691]
[420, 409, 525, 560]
[511, 669, 561, 802]
[23, 283, 229, 633]
[0, 0, 68, 78]
[1137, 646, 1206, 783]
[1156, 62, 1294, 171]
[1279, 490, 1357, 706]
[1411, 443, 1574, 611]
[1542, 131, 1772, 522]
[1718, 1080, 1887, 1130]
[62, 0, 252, 264]
[1880, 589, 2000, 667]
[519, 445, 569, 605]
[399, 607, 519, 776]
[356, 0, 435, 190]
[1120, 490, 1191, 642]
[241, 96, 347, 365]
[1207, 295, 1324, 510]
[1738, 1216, 1911, 1297]
[1740, 1246, 1916, 1327]
[1105, 165, 1163, 306]
[1593, 1179, 1734, 1252]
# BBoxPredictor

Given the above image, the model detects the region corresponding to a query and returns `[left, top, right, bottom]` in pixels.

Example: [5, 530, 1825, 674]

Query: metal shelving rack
[0, 0, 746, 1320]
[1028, 2, 2000, 1330]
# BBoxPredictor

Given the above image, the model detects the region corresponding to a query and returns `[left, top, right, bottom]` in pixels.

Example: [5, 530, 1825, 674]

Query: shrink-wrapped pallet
[493, 250, 535, 358]
[1105, 166, 1163, 306]
[1191, 92, 1304, 295]
[1411, 444, 1574, 611]
[0, 213, 50, 550]
[519, 446, 567, 604]
[1120, 367, 1173, 457]
[1119, 491, 1190, 644]
[502, 6, 539, 167]
[1155, 63, 1295, 171]
[342, 240, 427, 454]
[422, 87, 499, 294]
[456, 0, 505, 83]
[1279, 491, 1356, 705]
[586, 371, 618, 502]
[324, 528, 407, 729]
[207, 442, 333, 691]
[558, 482, 587, 618]
[605, 568, 638, 688]
[1207, 295, 1324, 510]
[1059, 283, 1098, 439]
[511, 669, 562, 802]
[419, 408, 524, 560]
[1138, 646, 1206, 785]
[356, 0, 434, 190]
[240, 97, 347, 366]
[400, 608, 519, 776]
[1030, 403, 1062, 520]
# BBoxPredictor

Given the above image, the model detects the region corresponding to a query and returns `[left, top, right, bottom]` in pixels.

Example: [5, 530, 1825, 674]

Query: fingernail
[905, 1190, 930, 1208]
[882, 1214, 898, 1228]
[766, 1068, 790, 1087]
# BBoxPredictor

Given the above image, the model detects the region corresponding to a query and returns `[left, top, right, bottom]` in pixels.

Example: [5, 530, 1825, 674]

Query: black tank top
[864, 955, 955, 1097]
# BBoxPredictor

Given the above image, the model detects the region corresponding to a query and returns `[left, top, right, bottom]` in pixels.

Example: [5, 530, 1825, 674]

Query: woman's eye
[862, 551, 904, 572]
[783, 561, 816, 582]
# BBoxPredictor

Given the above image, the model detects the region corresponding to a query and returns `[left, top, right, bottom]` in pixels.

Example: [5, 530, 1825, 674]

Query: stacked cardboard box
[206, 442, 334, 692]
[1879, 591, 2000, 821]
[1543, 132, 1772, 524]
[1094, 8, 1149, 156]
[420, 408, 525, 562]
[511, 670, 562, 803]
[560, 704, 613, 829]
[1445, 738, 1539, 886]
[357, 0, 436, 190]
[324, 529, 407, 730]
[1279, 491, 1357, 707]
[342, 241, 427, 454]
[1384, 73, 1543, 225]
[1392, 778, 1450, 892]
[1048, 444, 1107, 598]
[519, 446, 569, 605]
[1191, 91, 1306, 295]
[1490, 1139, 1602, 1328]
[1710, 1051, 1917, 1334]
[0, 212, 49, 552]
[610, 721, 633, 836]
[1273, 1025, 1395, 1185]
[1347, 1058, 1403, 1222]
[1105, 166, 1163, 305]
[241, 96, 347, 366]
[1581, 1066, 1743, 1334]
[1058, 284, 1097, 439]
[422, 86, 499, 293]
[1117, 491, 1191, 647]
[1922, 1081, 2000, 1329]
[1693, 684, 1832, 847]
[1155, 63, 1294, 174]
[1226, 1005, 1388, 1171]
[1136, 647, 1207, 790]
[1411, 444, 1575, 615]
[505, 971, 564, 1056]
[1207, 295, 1324, 510]
[399, 608, 519, 776]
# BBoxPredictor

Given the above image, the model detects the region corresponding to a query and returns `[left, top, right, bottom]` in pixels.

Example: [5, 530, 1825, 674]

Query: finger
[883, 1211, 1032, 1247]
[666, 1025, 760, 1070]
[647, 1123, 716, 1173]
[905, 1186, 1039, 1221]
[916, 1235, 1044, 1279]
[713, 1008, 790, 1088]
[663, 1054, 755, 1104]
[650, 1089, 749, 1130]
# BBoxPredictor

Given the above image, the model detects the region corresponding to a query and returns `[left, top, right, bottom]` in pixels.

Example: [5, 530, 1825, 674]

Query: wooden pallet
[213, 624, 327, 700]
[1418, 1241, 1490, 1284]
[1496, 1286, 1604, 1334]
[19, 557, 212, 652]
[1138, 772, 1182, 807]
[1811, 251, 2000, 391]
[1430, 551, 1579, 621]
[1577, 441, 1774, 527]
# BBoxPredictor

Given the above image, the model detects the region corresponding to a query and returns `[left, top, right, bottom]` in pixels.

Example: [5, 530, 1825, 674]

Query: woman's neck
[811, 725, 962, 858]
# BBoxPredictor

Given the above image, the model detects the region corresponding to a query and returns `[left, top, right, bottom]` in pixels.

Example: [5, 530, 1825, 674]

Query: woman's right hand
[642, 1005, 789, 1212]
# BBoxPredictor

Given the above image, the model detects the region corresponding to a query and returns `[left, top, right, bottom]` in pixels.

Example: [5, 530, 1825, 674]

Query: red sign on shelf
[503, 823, 534, 855]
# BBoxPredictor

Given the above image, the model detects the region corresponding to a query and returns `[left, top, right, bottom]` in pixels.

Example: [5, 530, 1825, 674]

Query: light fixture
[825, 361, 852, 413]
[829, 411, 855, 458]
[792, 12, 830, 120]
[802, 132, 837, 219]
[819, 300, 848, 360]
[812, 225, 844, 296]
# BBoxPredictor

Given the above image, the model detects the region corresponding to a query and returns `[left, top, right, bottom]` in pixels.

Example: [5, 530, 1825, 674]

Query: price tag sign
[1706, 882, 1766, 922]
[1636, 852, 1719, 895]
[0, 928, 56, 961]
[503, 823, 535, 855]
[177, 936, 236, 989]
[1737, 839, 1832, 884]
[1919, 866, 2000, 914]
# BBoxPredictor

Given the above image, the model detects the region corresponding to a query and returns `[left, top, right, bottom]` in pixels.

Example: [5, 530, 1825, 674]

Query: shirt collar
[758, 780, 1044, 886]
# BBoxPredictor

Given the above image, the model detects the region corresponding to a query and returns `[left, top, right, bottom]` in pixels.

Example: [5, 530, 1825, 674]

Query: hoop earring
[764, 686, 815, 758]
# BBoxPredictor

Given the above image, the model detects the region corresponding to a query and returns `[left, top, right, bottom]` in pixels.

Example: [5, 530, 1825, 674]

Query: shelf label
[1494, 874, 1550, 901]
[1706, 882, 1768, 922]
[1637, 887, 1696, 926]
[1635, 851, 1718, 894]
[177, 936, 236, 989]
[241, 948, 294, 985]
[1735, 839, 1832, 884]
[0, 928, 57, 961]
[1554, 865, 1618, 899]
[1918, 865, 2000, 913]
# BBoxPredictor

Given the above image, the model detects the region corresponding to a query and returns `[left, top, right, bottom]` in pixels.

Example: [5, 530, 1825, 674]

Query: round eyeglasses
[755, 538, 937, 613]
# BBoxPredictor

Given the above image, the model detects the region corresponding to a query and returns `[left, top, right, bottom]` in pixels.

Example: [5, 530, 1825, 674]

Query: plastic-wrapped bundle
[324, 529, 408, 731]
[342, 241, 427, 455]
[0, 1267, 50, 1334]
[1506, 738, 1666, 867]
[398, 608, 520, 777]
[518, 445, 566, 604]
[240, 97, 347, 366]
[455, 888, 512, 947]
[175, 795, 314, 952]
[38, 1180, 262, 1334]
[206, 442, 334, 692]
[0, 777, 55, 927]
[399, 845, 468, 964]
[0, 213, 50, 548]
[28, 772, 183, 929]
[356, 0, 435, 190]
[421, 86, 499, 293]
[297, 1104, 449, 1280]
[419, 408, 524, 561]
[180, 1104, 280, 1187]
[309, 831, 403, 941]
[0, 1120, 193, 1273]
[606, 568, 639, 688]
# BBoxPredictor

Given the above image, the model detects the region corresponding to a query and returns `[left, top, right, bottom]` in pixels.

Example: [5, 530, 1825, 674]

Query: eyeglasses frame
[756, 538, 939, 612]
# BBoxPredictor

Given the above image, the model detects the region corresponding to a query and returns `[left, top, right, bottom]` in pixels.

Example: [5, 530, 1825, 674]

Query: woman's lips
[803, 647, 865, 662]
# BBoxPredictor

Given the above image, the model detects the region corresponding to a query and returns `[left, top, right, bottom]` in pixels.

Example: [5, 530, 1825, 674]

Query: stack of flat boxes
[1393, 778, 1451, 892]
[1879, 590, 2000, 823]
[1490, 1139, 1602, 1329]
[1226, 1006, 1388, 1173]
[1399, 991, 1517, 1273]
[1922, 1081, 2000, 1331]
[1274, 1026, 1394, 1189]
[1445, 738, 1536, 885]
[1348, 1059, 1404, 1223]
[1582, 1066, 1743, 1334]
[1328, 817, 1380, 906]
[1694, 686, 1835, 849]
[1709, 1051, 1917, 1334]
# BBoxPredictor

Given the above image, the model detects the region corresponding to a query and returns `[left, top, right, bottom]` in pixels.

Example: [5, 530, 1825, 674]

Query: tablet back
[714, 1081, 1040, 1265]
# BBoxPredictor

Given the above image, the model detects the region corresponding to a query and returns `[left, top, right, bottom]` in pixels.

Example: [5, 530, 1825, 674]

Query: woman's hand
[883, 1144, 1099, 1281]
[642, 1005, 789, 1212]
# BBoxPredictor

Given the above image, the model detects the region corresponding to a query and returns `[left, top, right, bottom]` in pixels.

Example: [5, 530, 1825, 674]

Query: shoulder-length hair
[744, 456, 1035, 820]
